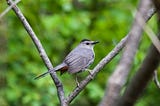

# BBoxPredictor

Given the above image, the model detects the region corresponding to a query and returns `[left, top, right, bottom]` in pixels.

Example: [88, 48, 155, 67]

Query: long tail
[34, 69, 54, 80]
[34, 63, 67, 80]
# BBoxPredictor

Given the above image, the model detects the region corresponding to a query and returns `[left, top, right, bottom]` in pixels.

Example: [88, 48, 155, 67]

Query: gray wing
[64, 50, 94, 74]
[65, 55, 92, 74]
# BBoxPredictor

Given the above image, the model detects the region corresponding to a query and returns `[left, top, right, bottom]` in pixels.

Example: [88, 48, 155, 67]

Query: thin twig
[0, 0, 21, 19]
[144, 25, 160, 53]
[135, 8, 160, 53]
[153, 70, 160, 89]
[6, 0, 66, 106]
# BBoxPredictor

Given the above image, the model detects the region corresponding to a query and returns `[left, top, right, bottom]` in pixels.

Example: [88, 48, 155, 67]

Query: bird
[34, 39, 99, 85]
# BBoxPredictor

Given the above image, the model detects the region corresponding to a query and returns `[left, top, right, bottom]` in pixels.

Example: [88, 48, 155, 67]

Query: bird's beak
[92, 41, 99, 44]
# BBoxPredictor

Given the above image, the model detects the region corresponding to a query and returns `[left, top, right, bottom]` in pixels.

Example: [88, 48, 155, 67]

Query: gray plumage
[64, 46, 94, 74]
[34, 39, 99, 79]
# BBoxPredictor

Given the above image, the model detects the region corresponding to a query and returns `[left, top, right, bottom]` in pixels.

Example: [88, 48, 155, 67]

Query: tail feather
[34, 63, 67, 80]
[34, 71, 50, 80]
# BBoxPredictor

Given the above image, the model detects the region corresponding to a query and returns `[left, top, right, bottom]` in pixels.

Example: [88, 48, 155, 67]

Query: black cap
[80, 39, 91, 42]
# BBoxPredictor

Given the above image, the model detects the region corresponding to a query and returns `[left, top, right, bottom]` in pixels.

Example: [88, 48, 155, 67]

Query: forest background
[0, 0, 159, 106]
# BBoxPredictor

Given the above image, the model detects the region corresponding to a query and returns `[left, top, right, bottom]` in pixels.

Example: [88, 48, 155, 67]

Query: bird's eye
[86, 43, 89, 45]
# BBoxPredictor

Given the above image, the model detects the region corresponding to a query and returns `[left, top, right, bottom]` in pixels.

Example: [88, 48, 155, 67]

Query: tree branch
[134, 5, 160, 53]
[99, 0, 155, 105]
[0, 0, 20, 19]
[118, 1, 160, 105]
[118, 33, 160, 106]
[6, 0, 67, 106]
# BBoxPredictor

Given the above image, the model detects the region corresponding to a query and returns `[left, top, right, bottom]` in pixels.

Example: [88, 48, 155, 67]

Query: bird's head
[79, 39, 99, 49]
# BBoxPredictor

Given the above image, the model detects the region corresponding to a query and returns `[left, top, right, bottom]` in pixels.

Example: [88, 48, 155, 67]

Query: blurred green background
[0, 0, 159, 106]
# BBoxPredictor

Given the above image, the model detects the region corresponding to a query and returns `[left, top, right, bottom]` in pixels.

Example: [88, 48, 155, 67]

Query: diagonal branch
[134, 7, 160, 53]
[0, 0, 21, 19]
[118, 1, 160, 105]
[6, 0, 66, 106]
[119, 33, 160, 106]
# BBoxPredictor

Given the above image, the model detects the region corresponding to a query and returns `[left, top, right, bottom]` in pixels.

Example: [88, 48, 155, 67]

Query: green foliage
[0, 0, 159, 106]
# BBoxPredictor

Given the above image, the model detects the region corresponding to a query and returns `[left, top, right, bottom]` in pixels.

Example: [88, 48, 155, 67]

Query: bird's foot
[86, 69, 94, 80]
[76, 81, 80, 87]
[75, 75, 80, 87]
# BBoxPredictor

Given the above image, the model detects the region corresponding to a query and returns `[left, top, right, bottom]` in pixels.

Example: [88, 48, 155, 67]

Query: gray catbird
[35, 39, 99, 83]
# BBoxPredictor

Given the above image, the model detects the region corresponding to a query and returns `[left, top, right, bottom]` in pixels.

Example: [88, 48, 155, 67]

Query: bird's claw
[86, 69, 94, 79]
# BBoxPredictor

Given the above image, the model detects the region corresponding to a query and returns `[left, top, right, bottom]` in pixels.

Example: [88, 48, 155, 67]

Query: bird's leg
[75, 74, 80, 87]
[86, 69, 92, 74]
[85, 69, 94, 79]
